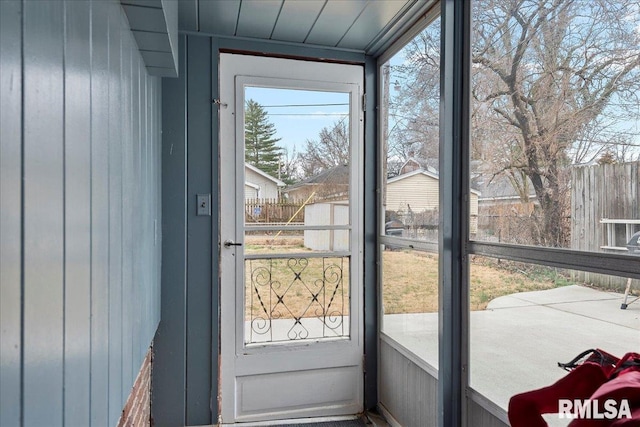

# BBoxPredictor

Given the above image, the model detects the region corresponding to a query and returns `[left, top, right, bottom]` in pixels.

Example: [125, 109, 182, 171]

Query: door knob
[224, 240, 242, 247]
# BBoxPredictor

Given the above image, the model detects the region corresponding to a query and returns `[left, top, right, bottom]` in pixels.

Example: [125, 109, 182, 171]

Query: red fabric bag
[568, 352, 640, 427]
[508, 349, 620, 427]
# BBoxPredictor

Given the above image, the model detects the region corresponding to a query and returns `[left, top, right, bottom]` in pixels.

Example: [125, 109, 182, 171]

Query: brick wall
[118, 347, 153, 427]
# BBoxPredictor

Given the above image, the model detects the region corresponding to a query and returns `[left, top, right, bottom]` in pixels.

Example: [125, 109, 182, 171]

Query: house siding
[0, 1, 162, 425]
[386, 174, 440, 213]
[245, 183, 259, 200]
[245, 166, 280, 200]
[386, 173, 479, 233]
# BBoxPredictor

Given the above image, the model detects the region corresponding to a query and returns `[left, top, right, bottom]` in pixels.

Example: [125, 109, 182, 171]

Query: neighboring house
[245, 162, 285, 200]
[398, 156, 437, 176]
[385, 168, 480, 233]
[471, 173, 537, 207]
[283, 164, 349, 202]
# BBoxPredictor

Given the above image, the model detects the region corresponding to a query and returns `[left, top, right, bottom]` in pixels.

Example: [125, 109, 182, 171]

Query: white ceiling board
[121, 0, 178, 77]
[141, 50, 176, 68]
[271, 0, 326, 43]
[182, 0, 433, 55]
[305, 0, 368, 47]
[236, 0, 283, 39]
[365, 0, 438, 56]
[198, 0, 240, 35]
[121, 5, 168, 32]
[178, 0, 198, 32]
[132, 30, 172, 52]
[337, 0, 409, 50]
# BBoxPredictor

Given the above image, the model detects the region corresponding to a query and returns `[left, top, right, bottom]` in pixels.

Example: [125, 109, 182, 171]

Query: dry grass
[382, 251, 560, 313]
[245, 256, 350, 321]
[242, 238, 566, 319]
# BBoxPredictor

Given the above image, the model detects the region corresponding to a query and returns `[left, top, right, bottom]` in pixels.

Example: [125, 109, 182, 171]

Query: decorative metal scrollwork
[246, 256, 348, 344]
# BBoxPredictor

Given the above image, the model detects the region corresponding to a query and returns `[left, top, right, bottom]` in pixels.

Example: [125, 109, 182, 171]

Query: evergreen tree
[244, 99, 282, 178]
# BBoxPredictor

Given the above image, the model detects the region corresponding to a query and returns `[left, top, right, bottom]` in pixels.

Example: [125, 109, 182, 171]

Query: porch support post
[438, 1, 471, 427]
[363, 54, 378, 410]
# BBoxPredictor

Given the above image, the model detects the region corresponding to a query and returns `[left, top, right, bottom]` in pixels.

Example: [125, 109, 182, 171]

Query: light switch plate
[197, 194, 211, 216]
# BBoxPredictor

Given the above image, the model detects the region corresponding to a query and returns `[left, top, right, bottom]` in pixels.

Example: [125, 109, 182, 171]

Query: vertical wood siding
[379, 339, 437, 427]
[0, 1, 23, 426]
[64, 1, 92, 425]
[385, 174, 479, 234]
[379, 339, 509, 427]
[22, 1, 65, 424]
[0, 1, 162, 425]
[386, 174, 439, 212]
[571, 163, 640, 290]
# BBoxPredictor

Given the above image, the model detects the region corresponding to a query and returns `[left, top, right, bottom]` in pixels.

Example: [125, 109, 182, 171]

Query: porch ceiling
[178, 0, 436, 56]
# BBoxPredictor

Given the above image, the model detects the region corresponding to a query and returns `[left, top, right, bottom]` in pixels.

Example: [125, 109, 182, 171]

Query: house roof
[284, 164, 349, 192]
[245, 162, 286, 187]
[399, 157, 438, 175]
[178, 0, 438, 57]
[470, 166, 537, 201]
[388, 168, 481, 196]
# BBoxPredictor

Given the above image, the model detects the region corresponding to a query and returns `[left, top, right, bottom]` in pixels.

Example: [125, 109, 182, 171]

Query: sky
[244, 87, 349, 159]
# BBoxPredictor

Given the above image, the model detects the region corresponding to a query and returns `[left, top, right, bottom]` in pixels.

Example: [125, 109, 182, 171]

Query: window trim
[468, 241, 640, 280]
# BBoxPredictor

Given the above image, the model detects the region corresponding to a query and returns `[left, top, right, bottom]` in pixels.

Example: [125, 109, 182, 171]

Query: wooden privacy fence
[571, 162, 640, 291]
[245, 198, 305, 223]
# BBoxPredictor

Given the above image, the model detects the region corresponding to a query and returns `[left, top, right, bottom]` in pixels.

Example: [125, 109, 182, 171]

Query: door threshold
[217, 414, 365, 427]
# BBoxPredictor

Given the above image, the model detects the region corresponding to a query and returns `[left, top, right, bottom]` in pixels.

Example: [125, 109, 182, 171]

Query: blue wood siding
[0, 1, 23, 426]
[23, 1, 65, 424]
[185, 36, 213, 426]
[153, 35, 188, 427]
[0, 1, 162, 425]
[63, 1, 92, 425]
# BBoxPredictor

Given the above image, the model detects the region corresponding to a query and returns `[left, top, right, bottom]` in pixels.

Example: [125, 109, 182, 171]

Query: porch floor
[383, 285, 640, 425]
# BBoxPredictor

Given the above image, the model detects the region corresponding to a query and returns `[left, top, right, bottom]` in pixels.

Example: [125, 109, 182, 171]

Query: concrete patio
[383, 285, 640, 425]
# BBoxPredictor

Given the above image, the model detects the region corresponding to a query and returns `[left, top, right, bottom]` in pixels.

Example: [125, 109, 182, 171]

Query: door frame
[218, 52, 365, 424]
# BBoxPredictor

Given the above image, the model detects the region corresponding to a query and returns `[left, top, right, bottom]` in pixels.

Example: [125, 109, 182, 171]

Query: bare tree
[393, 0, 640, 247]
[472, 0, 640, 246]
[388, 21, 441, 164]
[298, 119, 350, 178]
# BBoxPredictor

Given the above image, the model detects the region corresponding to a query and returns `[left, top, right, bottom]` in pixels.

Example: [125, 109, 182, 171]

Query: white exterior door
[219, 53, 364, 423]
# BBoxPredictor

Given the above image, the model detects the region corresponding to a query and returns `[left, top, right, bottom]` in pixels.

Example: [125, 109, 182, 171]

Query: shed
[303, 201, 350, 251]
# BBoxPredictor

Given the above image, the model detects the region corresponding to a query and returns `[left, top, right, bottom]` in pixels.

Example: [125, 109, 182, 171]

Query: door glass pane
[244, 256, 350, 344]
[378, 18, 441, 368]
[470, 0, 640, 251]
[242, 86, 352, 345]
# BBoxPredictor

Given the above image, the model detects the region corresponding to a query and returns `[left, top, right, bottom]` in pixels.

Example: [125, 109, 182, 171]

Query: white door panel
[219, 53, 364, 423]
